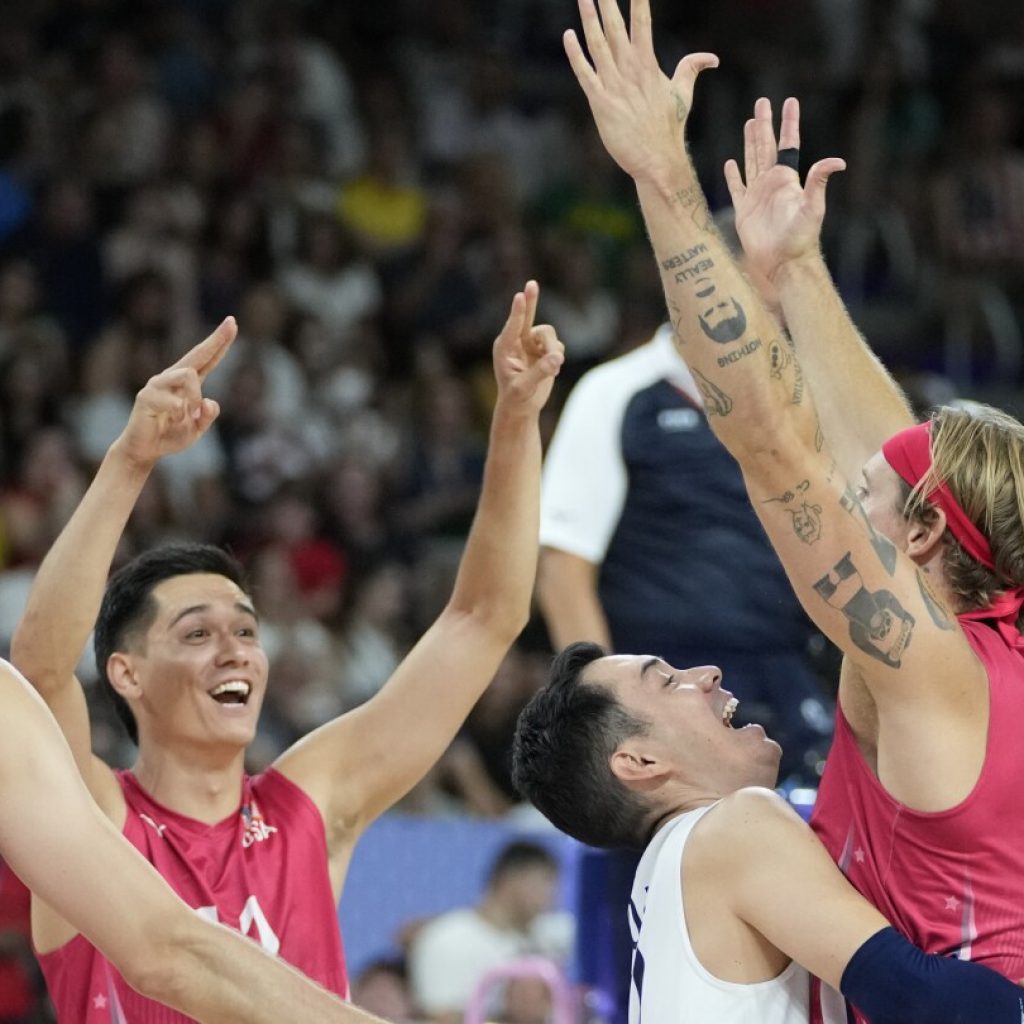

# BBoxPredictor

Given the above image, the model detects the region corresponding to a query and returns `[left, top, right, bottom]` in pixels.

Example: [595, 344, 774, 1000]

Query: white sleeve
[540, 370, 628, 563]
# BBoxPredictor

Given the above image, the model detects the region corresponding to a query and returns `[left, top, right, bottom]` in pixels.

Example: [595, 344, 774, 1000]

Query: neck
[132, 740, 248, 824]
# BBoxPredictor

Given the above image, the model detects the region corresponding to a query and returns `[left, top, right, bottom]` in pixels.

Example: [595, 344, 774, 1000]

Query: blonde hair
[901, 404, 1024, 615]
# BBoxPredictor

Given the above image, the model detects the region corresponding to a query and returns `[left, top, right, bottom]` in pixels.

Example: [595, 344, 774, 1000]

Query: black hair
[486, 840, 558, 887]
[94, 543, 249, 745]
[511, 642, 655, 850]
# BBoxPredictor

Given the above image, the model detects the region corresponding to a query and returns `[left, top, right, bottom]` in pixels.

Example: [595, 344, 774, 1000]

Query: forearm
[841, 927, 1024, 1024]
[447, 400, 541, 637]
[536, 549, 612, 650]
[635, 168, 819, 463]
[11, 442, 150, 685]
[774, 253, 914, 478]
[153, 918, 378, 1024]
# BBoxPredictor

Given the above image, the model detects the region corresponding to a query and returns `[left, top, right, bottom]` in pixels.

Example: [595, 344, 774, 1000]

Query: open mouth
[208, 681, 252, 706]
[722, 697, 738, 728]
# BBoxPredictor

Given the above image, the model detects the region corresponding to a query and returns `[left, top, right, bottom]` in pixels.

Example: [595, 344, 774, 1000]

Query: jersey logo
[139, 813, 167, 839]
[241, 800, 278, 848]
[657, 408, 700, 432]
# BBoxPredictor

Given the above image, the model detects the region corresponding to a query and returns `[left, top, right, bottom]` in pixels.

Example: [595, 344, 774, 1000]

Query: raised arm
[10, 319, 237, 808]
[726, 96, 915, 480]
[0, 660, 381, 1024]
[274, 283, 563, 841]
[565, 0, 983, 795]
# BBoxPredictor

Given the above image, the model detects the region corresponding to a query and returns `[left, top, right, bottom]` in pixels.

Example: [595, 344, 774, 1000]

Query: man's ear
[106, 653, 142, 702]
[610, 744, 670, 787]
[907, 505, 947, 563]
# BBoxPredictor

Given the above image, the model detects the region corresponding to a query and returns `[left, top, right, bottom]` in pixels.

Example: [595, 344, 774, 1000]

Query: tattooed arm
[566, 0, 986, 811]
[726, 97, 915, 482]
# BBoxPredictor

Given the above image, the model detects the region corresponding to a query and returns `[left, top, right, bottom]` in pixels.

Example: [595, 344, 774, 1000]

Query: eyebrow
[169, 602, 259, 628]
[640, 657, 660, 679]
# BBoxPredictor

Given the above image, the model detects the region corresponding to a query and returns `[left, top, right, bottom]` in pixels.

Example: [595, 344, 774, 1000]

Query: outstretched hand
[724, 97, 846, 282]
[564, 0, 718, 186]
[493, 281, 565, 414]
[115, 317, 236, 469]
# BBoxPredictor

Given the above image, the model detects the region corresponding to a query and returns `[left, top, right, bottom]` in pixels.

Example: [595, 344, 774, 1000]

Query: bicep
[721, 791, 888, 990]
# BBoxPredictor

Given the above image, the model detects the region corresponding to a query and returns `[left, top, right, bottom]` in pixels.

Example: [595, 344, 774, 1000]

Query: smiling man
[512, 641, 1024, 1024]
[11, 289, 563, 1022]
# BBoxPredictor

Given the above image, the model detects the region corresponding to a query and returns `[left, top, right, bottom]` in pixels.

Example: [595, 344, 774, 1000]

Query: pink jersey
[810, 618, 1024, 1023]
[38, 768, 348, 1022]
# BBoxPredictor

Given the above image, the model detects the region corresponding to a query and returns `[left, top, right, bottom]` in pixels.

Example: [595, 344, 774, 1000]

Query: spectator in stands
[408, 840, 573, 1023]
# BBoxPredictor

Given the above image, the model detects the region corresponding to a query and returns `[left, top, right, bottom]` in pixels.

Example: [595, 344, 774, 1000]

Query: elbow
[118, 940, 192, 1011]
[443, 601, 530, 650]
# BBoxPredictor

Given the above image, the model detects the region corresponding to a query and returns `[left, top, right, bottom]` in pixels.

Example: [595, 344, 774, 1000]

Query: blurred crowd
[0, 0, 1022, 1020]
[0, 0, 1021, 805]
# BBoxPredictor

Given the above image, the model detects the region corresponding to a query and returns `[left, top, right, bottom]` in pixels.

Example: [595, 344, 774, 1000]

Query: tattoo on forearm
[717, 338, 762, 367]
[916, 569, 956, 631]
[663, 246, 715, 284]
[668, 300, 685, 347]
[698, 297, 748, 344]
[814, 419, 824, 453]
[767, 339, 805, 404]
[668, 185, 713, 232]
[692, 368, 733, 417]
[814, 553, 915, 667]
[763, 480, 823, 544]
[839, 487, 898, 575]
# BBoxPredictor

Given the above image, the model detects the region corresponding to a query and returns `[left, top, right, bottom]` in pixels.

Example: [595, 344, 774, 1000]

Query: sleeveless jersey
[628, 806, 809, 1024]
[38, 768, 348, 1022]
[811, 619, 1024, 1022]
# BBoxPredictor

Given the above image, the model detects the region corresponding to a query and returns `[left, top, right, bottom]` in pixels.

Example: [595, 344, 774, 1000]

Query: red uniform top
[810, 618, 1024, 1023]
[38, 768, 349, 1023]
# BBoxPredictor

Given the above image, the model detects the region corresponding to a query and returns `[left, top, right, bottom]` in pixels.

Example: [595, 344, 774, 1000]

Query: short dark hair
[94, 544, 250, 745]
[487, 840, 558, 887]
[511, 642, 656, 850]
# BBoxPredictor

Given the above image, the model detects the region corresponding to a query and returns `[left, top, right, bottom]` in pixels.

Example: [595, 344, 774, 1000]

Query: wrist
[106, 438, 158, 480]
[771, 250, 827, 292]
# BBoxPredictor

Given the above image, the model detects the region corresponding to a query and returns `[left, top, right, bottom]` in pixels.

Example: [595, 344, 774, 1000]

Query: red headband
[882, 421, 1024, 648]
[881, 422, 994, 569]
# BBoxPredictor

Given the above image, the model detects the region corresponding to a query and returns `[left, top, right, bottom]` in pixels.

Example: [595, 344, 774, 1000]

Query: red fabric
[0, 863, 33, 1018]
[38, 769, 349, 1022]
[809, 619, 1024, 1023]
[882, 421, 1024, 649]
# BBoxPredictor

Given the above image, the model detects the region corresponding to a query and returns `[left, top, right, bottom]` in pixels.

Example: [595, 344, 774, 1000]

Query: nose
[216, 634, 251, 666]
[688, 665, 723, 691]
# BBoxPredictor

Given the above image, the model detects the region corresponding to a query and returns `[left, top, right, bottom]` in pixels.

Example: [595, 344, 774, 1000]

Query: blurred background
[0, 0, 1022, 1020]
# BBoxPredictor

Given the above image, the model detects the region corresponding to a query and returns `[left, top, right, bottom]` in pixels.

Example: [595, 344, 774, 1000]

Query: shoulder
[689, 788, 801, 861]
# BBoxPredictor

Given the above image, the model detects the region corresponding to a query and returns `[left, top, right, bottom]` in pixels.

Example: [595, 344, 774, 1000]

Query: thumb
[194, 397, 221, 435]
[671, 52, 719, 96]
[805, 157, 846, 215]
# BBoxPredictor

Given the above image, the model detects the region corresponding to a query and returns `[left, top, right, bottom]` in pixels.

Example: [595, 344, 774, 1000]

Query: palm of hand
[736, 169, 820, 277]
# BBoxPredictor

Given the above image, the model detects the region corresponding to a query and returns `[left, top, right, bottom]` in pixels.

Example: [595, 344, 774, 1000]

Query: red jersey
[810, 619, 1024, 1022]
[38, 768, 349, 1022]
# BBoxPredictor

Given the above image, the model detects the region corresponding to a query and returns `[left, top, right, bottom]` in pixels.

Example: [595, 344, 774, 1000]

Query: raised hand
[724, 97, 846, 283]
[563, 0, 718, 187]
[493, 281, 565, 413]
[115, 317, 236, 469]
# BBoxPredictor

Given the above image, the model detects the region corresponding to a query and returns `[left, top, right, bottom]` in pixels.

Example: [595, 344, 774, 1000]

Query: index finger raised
[171, 316, 238, 381]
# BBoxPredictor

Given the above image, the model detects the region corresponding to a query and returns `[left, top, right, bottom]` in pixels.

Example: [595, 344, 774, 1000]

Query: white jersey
[628, 806, 810, 1024]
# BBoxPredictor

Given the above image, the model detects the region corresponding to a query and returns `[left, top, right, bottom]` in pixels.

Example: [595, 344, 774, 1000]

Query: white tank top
[628, 805, 810, 1023]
